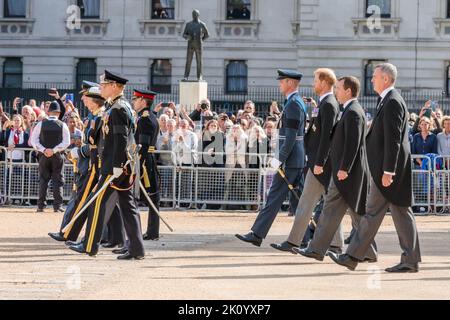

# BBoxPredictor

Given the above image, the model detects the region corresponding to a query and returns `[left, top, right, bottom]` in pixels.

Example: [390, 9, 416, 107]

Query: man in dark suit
[295, 76, 377, 262]
[235, 69, 307, 247]
[271, 68, 343, 253]
[329, 63, 421, 273]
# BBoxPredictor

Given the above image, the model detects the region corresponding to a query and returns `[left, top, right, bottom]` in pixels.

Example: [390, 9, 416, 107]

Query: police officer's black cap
[100, 70, 128, 85]
[79, 80, 99, 94]
[48, 101, 61, 113]
[277, 69, 303, 81]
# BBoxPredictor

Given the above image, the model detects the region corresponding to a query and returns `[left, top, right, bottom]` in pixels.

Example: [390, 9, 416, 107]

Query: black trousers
[83, 174, 144, 256]
[38, 153, 64, 209]
[62, 165, 125, 245]
[142, 156, 160, 238]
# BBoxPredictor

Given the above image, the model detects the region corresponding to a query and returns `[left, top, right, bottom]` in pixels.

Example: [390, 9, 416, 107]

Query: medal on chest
[102, 112, 110, 137]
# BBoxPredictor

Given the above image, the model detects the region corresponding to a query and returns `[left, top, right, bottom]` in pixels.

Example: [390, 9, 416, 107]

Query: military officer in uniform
[235, 69, 306, 247]
[271, 68, 343, 253]
[48, 81, 100, 241]
[132, 89, 161, 241]
[68, 70, 145, 260]
[30, 101, 71, 213]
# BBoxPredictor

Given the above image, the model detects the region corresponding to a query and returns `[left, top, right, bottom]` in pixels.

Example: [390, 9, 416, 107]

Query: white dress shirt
[30, 116, 71, 153]
[7, 129, 25, 161]
[342, 98, 358, 110]
[379, 86, 396, 176]
[319, 91, 334, 104]
[172, 129, 199, 165]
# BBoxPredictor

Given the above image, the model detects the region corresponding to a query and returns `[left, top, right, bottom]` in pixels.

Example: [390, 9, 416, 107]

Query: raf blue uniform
[236, 69, 306, 244]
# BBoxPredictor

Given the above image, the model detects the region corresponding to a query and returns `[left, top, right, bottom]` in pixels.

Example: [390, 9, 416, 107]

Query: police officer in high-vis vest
[236, 69, 306, 247]
[30, 101, 71, 213]
[68, 70, 145, 260]
[132, 89, 161, 241]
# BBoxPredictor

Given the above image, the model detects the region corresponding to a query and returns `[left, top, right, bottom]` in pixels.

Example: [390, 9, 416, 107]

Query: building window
[364, 60, 386, 96]
[4, 0, 27, 18]
[447, 64, 450, 96]
[150, 59, 172, 93]
[151, 0, 175, 20]
[365, 0, 391, 18]
[76, 59, 97, 89]
[77, 0, 100, 19]
[447, 0, 450, 18]
[226, 61, 248, 94]
[227, 0, 251, 20]
[2, 58, 23, 88]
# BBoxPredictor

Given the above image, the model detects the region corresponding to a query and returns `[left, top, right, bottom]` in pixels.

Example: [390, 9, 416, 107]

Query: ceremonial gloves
[113, 167, 123, 178]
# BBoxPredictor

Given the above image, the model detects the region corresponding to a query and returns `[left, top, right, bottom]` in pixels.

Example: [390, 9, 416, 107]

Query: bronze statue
[183, 10, 209, 81]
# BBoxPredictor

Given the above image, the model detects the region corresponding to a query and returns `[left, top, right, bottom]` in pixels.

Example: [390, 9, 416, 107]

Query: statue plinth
[179, 80, 208, 112]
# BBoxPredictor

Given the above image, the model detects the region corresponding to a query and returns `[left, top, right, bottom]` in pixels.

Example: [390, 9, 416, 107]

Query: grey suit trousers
[287, 169, 343, 248]
[308, 179, 378, 260]
[347, 178, 421, 264]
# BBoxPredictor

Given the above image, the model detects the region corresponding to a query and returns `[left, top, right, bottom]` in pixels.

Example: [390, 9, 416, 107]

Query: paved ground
[0, 207, 449, 300]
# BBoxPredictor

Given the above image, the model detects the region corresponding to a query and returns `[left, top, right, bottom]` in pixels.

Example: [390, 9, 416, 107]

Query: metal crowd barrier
[0, 147, 448, 215]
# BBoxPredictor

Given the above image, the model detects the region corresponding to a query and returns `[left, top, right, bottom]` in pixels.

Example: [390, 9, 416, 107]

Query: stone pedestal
[179, 80, 208, 111]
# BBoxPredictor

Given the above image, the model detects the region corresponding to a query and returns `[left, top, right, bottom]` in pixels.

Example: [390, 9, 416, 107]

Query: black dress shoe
[101, 242, 123, 248]
[65, 241, 80, 247]
[54, 208, 65, 213]
[112, 247, 128, 255]
[48, 232, 66, 242]
[117, 252, 145, 260]
[325, 246, 342, 256]
[385, 263, 419, 273]
[36, 208, 44, 213]
[328, 253, 359, 271]
[362, 257, 378, 263]
[68, 243, 86, 254]
[293, 247, 324, 261]
[143, 233, 160, 241]
[270, 241, 298, 254]
[235, 232, 262, 247]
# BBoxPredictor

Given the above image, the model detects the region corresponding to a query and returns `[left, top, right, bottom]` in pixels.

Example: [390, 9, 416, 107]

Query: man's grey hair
[375, 63, 398, 84]
[167, 119, 177, 126]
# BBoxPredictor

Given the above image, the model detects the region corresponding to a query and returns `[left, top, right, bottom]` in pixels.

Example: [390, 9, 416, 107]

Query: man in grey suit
[329, 63, 421, 273]
[270, 68, 343, 254]
[295, 76, 377, 262]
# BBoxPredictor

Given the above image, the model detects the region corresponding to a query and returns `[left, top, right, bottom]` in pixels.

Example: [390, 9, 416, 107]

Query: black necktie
[376, 97, 383, 110]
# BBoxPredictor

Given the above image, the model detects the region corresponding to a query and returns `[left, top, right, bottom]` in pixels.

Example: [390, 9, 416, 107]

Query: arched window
[2, 58, 23, 88]
[226, 60, 248, 94]
[76, 58, 97, 89]
[151, 59, 172, 93]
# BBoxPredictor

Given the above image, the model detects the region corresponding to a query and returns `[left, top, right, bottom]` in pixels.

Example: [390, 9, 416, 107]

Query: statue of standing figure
[183, 10, 209, 81]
